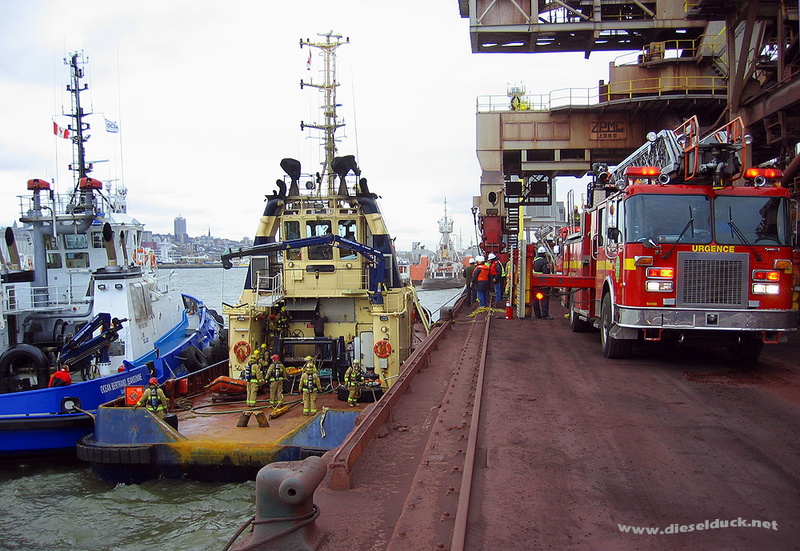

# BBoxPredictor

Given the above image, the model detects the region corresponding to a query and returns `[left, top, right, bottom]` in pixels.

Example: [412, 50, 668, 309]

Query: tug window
[338, 220, 357, 259]
[284, 221, 301, 260]
[307, 220, 333, 260]
[64, 234, 88, 250]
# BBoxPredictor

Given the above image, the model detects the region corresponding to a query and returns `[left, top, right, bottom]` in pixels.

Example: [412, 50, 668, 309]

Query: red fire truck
[537, 117, 797, 359]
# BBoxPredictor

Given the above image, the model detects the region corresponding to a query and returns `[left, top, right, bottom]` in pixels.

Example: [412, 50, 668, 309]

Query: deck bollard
[234, 455, 327, 550]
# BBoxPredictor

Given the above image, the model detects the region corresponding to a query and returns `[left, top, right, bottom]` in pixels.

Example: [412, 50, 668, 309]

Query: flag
[105, 118, 119, 133]
[53, 121, 70, 139]
[307, 50, 312, 70]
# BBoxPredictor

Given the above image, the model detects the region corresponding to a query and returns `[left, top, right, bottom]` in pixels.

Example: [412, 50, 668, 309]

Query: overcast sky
[0, 0, 623, 251]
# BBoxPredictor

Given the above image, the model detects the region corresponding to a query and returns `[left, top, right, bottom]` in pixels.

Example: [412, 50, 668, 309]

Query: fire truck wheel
[600, 294, 632, 359]
[569, 294, 591, 333]
[727, 337, 764, 362]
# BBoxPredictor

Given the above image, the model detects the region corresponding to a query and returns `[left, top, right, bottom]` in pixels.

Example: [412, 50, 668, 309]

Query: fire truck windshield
[625, 194, 792, 247]
[714, 196, 791, 246]
[624, 194, 712, 245]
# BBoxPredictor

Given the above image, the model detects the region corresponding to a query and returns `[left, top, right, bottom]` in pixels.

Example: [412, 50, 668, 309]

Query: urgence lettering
[691, 245, 736, 253]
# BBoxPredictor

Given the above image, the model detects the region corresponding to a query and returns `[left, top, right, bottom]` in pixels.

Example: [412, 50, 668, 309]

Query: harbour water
[0, 267, 464, 551]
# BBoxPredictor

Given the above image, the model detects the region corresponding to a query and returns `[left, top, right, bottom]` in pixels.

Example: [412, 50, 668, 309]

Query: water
[0, 269, 464, 551]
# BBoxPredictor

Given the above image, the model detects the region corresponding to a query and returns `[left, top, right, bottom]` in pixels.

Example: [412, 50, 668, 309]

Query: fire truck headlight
[752, 283, 780, 295]
[645, 280, 673, 292]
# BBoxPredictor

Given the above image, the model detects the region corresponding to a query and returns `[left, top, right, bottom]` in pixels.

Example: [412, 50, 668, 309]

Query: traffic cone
[505, 300, 513, 320]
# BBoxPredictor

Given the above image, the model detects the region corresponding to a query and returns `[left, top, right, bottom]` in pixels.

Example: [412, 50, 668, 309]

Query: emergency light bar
[624, 166, 661, 177]
[744, 167, 783, 179]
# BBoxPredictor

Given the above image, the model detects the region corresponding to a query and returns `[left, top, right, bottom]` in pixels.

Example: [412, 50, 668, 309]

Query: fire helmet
[468, 258, 475, 264]
[271, 354, 280, 361]
[488, 253, 497, 260]
[537, 246, 546, 254]
[149, 377, 158, 385]
[475, 255, 485, 263]
[305, 355, 313, 361]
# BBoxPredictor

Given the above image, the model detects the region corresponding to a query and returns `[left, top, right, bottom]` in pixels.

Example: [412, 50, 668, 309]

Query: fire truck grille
[677, 252, 748, 308]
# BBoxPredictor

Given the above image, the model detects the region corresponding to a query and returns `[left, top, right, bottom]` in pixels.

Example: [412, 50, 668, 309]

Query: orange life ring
[373, 340, 392, 358]
[233, 341, 251, 362]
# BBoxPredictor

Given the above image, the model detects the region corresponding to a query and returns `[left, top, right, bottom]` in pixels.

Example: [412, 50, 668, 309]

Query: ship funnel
[280, 158, 302, 196]
[102, 222, 119, 267]
[5, 227, 21, 270]
[332, 155, 359, 196]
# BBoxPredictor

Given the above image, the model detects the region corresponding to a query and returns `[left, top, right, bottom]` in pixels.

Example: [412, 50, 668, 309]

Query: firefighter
[343, 360, 365, 407]
[244, 349, 264, 407]
[300, 363, 323, 415]
[265, 354, 286, 406]
[303, 355, 317, 374]
[274, 306, 291, 335]
[532, 246, 553, 319]
[135, 377, 169, 420]
[471, 255, 491, 308]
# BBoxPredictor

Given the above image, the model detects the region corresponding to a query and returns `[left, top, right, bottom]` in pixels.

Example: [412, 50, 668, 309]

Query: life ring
[373, 340, 392, 358]
[233, 341, 251, 362]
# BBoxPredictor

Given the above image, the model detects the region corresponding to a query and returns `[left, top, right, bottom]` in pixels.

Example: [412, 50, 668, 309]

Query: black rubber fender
[183, 345, 208, 373]
[77, 435, 153, 465]
[0, 344, 50, 392]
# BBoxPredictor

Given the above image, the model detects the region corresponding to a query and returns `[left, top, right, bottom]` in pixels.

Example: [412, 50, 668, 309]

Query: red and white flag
[53, 121, 70, 139]
[307, 50, 312, 70]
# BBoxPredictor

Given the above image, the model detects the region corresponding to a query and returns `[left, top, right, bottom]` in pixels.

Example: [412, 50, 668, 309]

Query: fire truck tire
[569, 294, 591, 333]
[600, 294, 632, 359]
[727, 337, 763, 362]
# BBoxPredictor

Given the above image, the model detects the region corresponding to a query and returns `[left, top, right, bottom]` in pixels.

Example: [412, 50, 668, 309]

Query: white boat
[421, 200, 465, 289]
[0, 52, 222, 458]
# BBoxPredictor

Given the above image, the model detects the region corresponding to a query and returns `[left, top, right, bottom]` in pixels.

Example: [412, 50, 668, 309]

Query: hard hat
[252, 349, 260, 356]
[149, 377, 158, 385]
[488, 253, 497, 260]
[271, 354, 280, 361]
[468, 258, 475, 264]
[305, 355, 313, 361]
[537, 246, 546, 254]
[475, 255, 485, 263]
[259, 343, 267, 349]
[353, 360, 360, 366]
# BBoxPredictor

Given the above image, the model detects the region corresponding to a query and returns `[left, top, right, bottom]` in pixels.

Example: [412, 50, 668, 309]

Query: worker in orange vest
[471, 255, 491, 308]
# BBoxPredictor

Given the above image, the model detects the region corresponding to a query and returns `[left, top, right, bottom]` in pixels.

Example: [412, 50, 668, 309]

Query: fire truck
[536, 116, 797, 359]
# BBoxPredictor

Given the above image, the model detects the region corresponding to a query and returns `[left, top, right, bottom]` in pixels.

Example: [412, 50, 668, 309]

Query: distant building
[174, 216, 188, 244]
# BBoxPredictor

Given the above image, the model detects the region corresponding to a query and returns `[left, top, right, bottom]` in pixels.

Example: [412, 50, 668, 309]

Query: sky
[0, 0, 625, 251]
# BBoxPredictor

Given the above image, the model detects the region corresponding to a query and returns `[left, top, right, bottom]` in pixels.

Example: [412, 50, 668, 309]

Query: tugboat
[77, 33, 432, 483]
[0, 52, 221, 459]
[421, 200, 466, 289]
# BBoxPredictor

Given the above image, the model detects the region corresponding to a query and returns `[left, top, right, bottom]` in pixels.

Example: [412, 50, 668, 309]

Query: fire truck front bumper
[617, 306, 798, 334]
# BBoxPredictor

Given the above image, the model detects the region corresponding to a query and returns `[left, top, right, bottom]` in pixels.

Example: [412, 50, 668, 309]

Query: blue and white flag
[105, 118, 119, 133]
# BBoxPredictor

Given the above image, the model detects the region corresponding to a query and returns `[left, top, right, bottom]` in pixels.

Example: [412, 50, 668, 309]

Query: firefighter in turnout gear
[300, 363, 323, 415]
[135, 377, 169, 420]
[303, 355, 318, 374]
[265, 354, 286, 406]
[244, 349, 264, 407]
[343, 360, 365, 407]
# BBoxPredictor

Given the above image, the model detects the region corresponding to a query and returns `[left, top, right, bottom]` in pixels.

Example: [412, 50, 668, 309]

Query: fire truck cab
[555, 118, 797, 360]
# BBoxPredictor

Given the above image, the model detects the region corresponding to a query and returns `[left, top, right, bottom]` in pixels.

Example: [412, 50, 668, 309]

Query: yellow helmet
[304, 355, 313, 361]
[252, 350, 260, 356]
